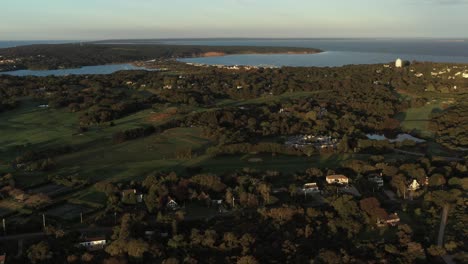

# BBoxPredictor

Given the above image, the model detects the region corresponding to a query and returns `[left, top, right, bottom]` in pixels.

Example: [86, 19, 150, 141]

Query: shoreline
[195, 50, 322, 58]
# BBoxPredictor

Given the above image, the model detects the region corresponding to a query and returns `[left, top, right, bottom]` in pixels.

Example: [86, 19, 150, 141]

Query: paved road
[437, 204, 456, 264]
[437, 204, 450, 247]
[384, 189, 397, 201]
[0, 227, 113, 241]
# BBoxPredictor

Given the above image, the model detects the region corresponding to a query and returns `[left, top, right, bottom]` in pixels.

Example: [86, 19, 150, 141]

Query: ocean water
[0, 40, 75, 48]
[2, 39, 468, 70]
[0, 64, 150, 77]
[167, 38, 468, 67]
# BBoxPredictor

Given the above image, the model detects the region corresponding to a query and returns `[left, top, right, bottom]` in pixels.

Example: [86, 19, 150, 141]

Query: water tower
[395, 58, 403, 68]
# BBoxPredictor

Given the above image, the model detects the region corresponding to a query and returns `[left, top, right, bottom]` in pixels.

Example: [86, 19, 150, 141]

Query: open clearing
[54, 127, 213, 183]
[396, 100, 443, 137]
[45, 202, 95, 221]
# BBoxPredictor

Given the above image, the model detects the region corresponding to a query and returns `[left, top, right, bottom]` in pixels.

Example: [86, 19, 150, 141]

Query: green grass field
[216, 90, 330, 107]
[53, 126, 212, 182]
[396, 100, 443, 137]
[187, 153, 354, 175]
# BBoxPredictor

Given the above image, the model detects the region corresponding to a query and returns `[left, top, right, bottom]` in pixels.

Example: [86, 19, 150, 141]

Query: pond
[0, 64, 152, 77]
[366, 133, 426, 143]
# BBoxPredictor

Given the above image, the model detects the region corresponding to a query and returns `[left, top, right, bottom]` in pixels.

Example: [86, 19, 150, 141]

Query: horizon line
[1, 37, 467, 42]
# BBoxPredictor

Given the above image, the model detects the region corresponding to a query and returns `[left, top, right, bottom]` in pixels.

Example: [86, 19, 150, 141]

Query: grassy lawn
[188, 153, 356, 175]
[396, 100, 443, 137]
[184, 203, 223, 221]
[216, 90, 330, 107]
[0, 98, 212, 186]
[45, 202, 95, 221]
[53, 127, 213, 183]
[0, 200, 23, 217]
[0, 100, 80, 158]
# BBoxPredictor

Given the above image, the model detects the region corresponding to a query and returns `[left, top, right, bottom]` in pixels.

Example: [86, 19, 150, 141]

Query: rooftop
[326, 174, 348, 180]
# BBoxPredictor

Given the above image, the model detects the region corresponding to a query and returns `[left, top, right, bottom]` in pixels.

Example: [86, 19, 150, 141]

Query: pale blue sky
[1, 0, 467, 40]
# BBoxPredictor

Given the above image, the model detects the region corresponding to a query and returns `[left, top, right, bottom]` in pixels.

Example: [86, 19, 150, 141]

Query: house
[121, 189, 143, 203]
[463, 72, 468, 78]
[272, 187, 288, 194]
[368, 174, 384, 188]
[78, 237, 107, 251]
[0, 254, 5, 264]
[167, 198, 179, 210]
[302, 183, 320, 194]
[408, 179, 420, 191]
[326, 175, 349, 185]
[385, 213, 400, 226]
[414, 73, 424, 78]
[377, 212, 400, 227]
[211, 199, 223, 205]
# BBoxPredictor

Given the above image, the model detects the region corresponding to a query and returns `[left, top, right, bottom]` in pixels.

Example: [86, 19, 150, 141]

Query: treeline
[430, 102, 468, 148]
[0, 43, 320, 71]
[112, 119, 181, 143]
[206, 142, 315, 156]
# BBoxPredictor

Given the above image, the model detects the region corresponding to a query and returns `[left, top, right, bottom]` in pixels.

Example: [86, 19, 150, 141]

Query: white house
[167, 199, 179, 210]
[414, 73, 424, 78]
[462, 72, 468, 78]
[302, 183, 320, 194]
[395, 58, 403, 68]
[386, 213, 400, 226]
[326, 175, 349, 185]
[408, 179, 420, 191]
[78, 237, 107, 251]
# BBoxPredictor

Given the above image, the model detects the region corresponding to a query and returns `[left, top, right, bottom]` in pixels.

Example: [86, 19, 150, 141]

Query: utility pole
[232, 197, 235, 208]
[2, 218, 5, 235]
[42, 214, 46, 230]
[80, 212, 83, 224]
[114, 211, 117, 225]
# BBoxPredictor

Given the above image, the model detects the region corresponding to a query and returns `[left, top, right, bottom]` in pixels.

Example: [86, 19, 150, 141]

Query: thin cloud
[415, 0, 468, 5]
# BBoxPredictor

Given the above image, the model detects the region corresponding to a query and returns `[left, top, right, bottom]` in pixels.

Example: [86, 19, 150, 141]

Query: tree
[429, 174, 446, 187]
[237, 255, 259, 264]
[239, 233, 255, 255]
[337, 135, 350, 153]
[81, 252, 94, 262]
[27, 241, 52, 264]
[316, 250, 341, 264]
[127, 239, 150, 258]
[257, 183, 271, 204]
[427, 245, 446, 257]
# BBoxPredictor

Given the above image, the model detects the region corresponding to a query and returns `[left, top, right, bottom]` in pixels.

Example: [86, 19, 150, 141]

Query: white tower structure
[395, 58, 403, 68]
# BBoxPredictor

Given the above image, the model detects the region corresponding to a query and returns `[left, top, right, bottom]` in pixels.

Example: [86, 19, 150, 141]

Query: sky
[1, 0, 468, 40]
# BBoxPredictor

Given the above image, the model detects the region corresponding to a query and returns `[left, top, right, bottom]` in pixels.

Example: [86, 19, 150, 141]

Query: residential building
[167, 198, 179, 210]
[121, 189, 143, 203]
[368, 174, 384, 188]
[78, 237, 107, 251]
[302, 183, 320, 194]
[326, 175, 349, 185]
[408, 179, 420, 191]
[0, 254, 5, 264]
[386, 213, 400, 226]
